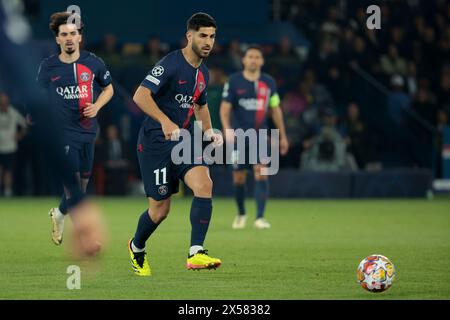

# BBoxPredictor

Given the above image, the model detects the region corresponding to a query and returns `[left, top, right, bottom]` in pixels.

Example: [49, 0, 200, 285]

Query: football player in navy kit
[37, 12, 114, 246]
[220, 45, 289, 230]
[128, 13, 223, 276]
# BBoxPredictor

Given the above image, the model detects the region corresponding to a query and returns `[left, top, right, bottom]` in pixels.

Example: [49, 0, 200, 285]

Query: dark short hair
[243, 44, 263, 57]
[187, 12, 216, 31]
[49, 12, 84, 36]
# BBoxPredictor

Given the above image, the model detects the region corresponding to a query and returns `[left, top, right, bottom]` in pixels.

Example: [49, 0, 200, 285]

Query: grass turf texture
[0, 197, 449, 299]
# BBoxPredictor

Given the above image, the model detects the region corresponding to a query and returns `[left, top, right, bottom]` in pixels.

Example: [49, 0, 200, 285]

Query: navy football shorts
[137, 127, 207, 201]
[229, 135, 272, 171]
[0, 152, 15, 171]
[63, 140, 95, 180]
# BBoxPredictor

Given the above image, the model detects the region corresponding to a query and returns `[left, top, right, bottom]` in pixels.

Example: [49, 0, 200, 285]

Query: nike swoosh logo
[237, 89, 246, 95]
[178, 80, 187, 85]
[51, 76, 61, 82]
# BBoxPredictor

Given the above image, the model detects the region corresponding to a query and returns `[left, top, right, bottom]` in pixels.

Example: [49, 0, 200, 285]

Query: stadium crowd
[0, 0, 449, 196]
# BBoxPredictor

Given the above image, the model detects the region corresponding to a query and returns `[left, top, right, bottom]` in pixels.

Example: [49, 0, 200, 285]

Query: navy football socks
[255, 180, 269, 219]
[58, 194, 68, 215]
[234, 184, 246, 216]
[190, 197, 212, 247]
[133, 210, 160, 250]
[59, 191, 88, 215]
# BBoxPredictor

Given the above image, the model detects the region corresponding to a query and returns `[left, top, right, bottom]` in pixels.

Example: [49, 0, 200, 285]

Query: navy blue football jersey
[222, 72, 280, 130]
[36, 50, 112, 143]
[139, 50, 209, 134]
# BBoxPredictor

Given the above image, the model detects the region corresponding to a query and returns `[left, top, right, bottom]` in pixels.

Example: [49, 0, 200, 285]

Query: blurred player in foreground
[220, 45, 289, 229]
[37, 12, 114, 246]
[0, 1, 107, 259]
[129, 12, 223, 276]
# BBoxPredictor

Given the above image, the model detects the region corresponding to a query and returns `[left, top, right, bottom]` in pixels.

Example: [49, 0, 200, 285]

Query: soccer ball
[357, 254, 395, 292]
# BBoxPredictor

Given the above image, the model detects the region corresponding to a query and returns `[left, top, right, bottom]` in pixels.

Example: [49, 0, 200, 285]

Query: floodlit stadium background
[0, 0, 448, 197]
[0, 0, 449, 300]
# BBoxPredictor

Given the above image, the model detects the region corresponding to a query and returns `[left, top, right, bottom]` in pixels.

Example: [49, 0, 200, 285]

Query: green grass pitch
[0, 196, 449, 299]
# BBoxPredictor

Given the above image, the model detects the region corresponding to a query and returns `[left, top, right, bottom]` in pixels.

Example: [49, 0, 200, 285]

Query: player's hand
[83, 103, 100, 118]
[224, 128, 235, 145]
[162, 119, 180, 141]
[205, 129, 223, 148]
[280, 136, 289, 156]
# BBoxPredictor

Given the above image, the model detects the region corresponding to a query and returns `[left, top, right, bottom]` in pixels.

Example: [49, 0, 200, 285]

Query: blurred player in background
[220, 45, 289, 229]
[0, 1, 106, 258]
[0, 92, 27, 197]
[37, 12, 114, 246]
[129, 12, 223, 276]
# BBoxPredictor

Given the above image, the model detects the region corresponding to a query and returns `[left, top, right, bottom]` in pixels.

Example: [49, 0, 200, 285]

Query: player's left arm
[83, 83, 114, 118]
[194, 103, 223, 147]
[84, 58, 114, 118]
[269, 93, 289, 156]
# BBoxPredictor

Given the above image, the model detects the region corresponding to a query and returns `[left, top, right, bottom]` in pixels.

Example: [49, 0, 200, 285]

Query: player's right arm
[219, 81, 235, 144]
[135, 59, 180, 140]
[133, 86, 179, 140]
[219, 101, 234, 144]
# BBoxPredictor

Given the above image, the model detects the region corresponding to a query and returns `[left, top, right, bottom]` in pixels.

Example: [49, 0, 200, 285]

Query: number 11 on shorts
[154, 167, 167, 185]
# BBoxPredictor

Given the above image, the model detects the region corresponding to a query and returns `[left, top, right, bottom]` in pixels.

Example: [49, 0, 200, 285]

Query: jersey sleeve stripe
[145, 74, 161, 86]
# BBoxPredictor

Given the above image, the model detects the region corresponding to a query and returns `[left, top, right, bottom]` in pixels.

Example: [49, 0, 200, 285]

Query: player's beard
[192, 41, 209, 59]
[64, 43, 76, 55]
[65, 48, 75, 55]
[248, 65, 258, 72]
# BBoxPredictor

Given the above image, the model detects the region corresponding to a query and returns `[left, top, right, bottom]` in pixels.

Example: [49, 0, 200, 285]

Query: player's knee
[193, 178, 213, 197]
[151, 209, 169, 223]
[152, 210, 169, 223]
[253, 166, 268, 181]
[233, 173, 246, 185]
[254, 173, 268, 181]
[150, 201, 170, 223]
